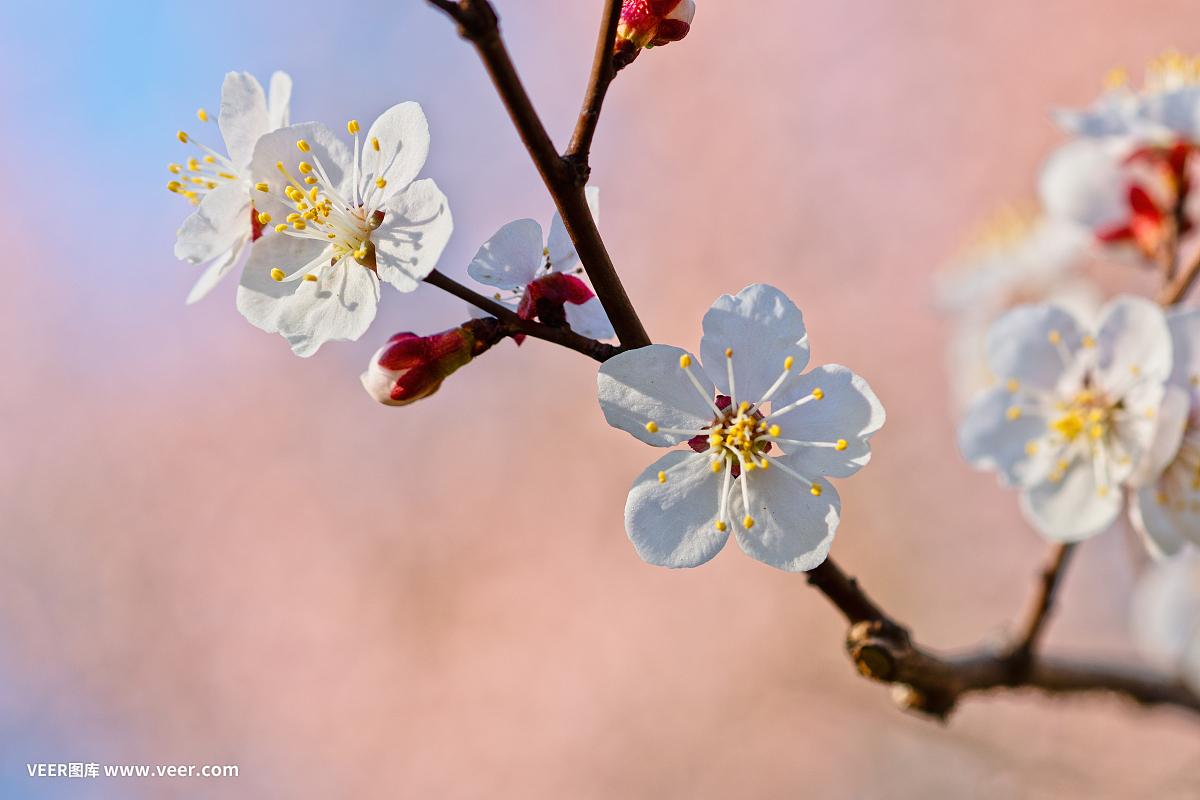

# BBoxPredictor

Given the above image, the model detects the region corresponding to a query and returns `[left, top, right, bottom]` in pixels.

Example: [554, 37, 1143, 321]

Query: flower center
[1050, 389, 1113, 443]
[166, 111, 241, 206]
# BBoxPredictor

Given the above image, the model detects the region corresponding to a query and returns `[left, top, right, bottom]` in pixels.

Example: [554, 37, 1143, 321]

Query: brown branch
[1158, 247, 1200, 305]
[424, 270, 619, 362]
[427, 0, 652, 350]
[807, 557, 1200, 719]
[565, 0, 623, 173]
[1007, 543, 1075, 671]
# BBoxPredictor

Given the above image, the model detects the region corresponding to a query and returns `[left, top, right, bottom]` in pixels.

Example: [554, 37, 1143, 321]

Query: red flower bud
[615, 0, 695, 65]
[362, 318, 502, 407]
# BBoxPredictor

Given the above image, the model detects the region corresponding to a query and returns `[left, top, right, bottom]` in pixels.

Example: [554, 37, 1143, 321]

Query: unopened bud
[361, 318, 502, 407]
[615, 0, 696, 67]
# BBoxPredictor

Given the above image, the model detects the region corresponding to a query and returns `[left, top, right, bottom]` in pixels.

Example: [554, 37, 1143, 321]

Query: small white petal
[773, 365, 885, 479]
[266, 71, 292, 130]
[219, 71, 270, 170]
[1127, 384, 1187, 488]
[1092, 294, 1173, 395]
[700, 284, 809, 402]
[547, 186, 599, 273]
[1020, 460, 1122, 542]
[374, 178, 454, 292]
[363, 102, 431, 200]
[467, 219, 545, 290]
[1130, 482, 1195, 560]
[624, 451, 730, 569]
[985, 304, 1083, 392]
[598, 345, 715, 447]
[732, 469, 840, 572]
[564, 296, 615, 340]
[1038, 138, 1132, 231]
[278, 260, 381, 357]
[185, 239, 245, 305]
[174, 183, 249, 264]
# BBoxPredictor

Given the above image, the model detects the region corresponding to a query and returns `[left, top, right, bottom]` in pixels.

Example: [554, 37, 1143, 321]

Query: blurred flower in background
[1133, 550, 1200, 691]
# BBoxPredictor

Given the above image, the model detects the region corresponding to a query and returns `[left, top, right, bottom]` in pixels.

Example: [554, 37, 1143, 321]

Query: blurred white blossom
[597, 284, 884, 571]
[959, 296, 1182, 541]
[1132, 550, 1200, 692]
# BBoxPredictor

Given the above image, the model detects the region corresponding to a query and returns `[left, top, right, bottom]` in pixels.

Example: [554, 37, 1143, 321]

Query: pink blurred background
[3, 1, 1200, 797]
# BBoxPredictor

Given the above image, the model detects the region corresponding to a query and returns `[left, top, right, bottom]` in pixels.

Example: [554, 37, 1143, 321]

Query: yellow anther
[168, 163, 182, 174]
[715, 520, 728, 532]
[196, 108, 209, 122]
[327, 233, 337, 239]
[835, 439, 848, 451]
[187, 157, 200, 171]
[257, 212, 272, 225]
[1157, 491, 1170, 505]
[1006, 406, 1022, 421]
[205, 181, 217, 189]
[724, 347, 734, 358]
[274, 224, 288, 233]
[371, 136, 380, 151]
[679, 354, 692, 369]
[708, 433, 723, 447]
[1047, 329, 1062, 345]
[769, 425, 782, 437]
[744, 462, 757, 472]
[760, 460, 770, 470]
[812, 388, 825, 400]
[1089, 424, 1105, 440]
[255, 182, 269, 192]
[784, 356, 795, 371]
[1006, 378, 1019, 393]
[1131, 365, 1142, 376]
[711, 461, 723, 474]
[657, 471, 667, 484]
[204, 155, 215, 164]
[166, 181, 182, 192]
[347, 119, 360, 135]
[1097, 485, 1110, 498]
[308, 187, 319, 201]
[1145, 407, 1156, 419]
[217, 172, 237, 181]
[270, 268, 285, 282]
[742, 515, 755, 529]
[286, 213, 302, 223]
[1025, 441, 1039, 456]
[810, 484, 823, 497]
[177, 130, 189, 143]
[353, 248, 367, 260]
[645, 421, 659, 433]
[292, 220, 307, 230]
[739, 401, 750, 413]
[298, 162, 313, 174]
[296, 139, 311, 153]
[375, 178, 388, 189]
[1104, 66, 1130, 90]
[303, 274, 318, 282]
[1082, 335, 1096, 348]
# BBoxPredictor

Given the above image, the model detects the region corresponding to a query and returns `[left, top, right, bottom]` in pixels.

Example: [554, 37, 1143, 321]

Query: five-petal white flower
[467, 188, 614, 340]
[959, 296, 1181, 541]
[171, 71, 292, 304]
[1131, 309, 1200, 557]
[237, 103, 453, 357]
[597, 284, 885, 571]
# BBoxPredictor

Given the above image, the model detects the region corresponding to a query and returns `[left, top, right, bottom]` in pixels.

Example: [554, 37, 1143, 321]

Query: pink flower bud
[615, 0, 696, 64]
[361, 319, 501, 407]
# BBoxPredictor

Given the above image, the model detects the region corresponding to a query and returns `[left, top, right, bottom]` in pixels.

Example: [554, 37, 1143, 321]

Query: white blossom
[237, 104, 452, 357]
[597, 284, 884, 571]
[170, 71, 292, 304]
[959, 296, 1181, 541]
[1132, 551, 1200, 693]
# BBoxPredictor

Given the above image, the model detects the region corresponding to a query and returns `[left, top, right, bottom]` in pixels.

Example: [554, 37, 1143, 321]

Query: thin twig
[1158, 247, 1200, 305]
[424, 270, 619, 362]
[1007, 543, 1075, 672]
[565, 0, 623, 174]
[807, 558, 1200, 719]
[426, 0, 652, 350]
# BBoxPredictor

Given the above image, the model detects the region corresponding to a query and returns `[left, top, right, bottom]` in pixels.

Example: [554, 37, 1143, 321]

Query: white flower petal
[984, 304, 1083, 392]
[624, 451, 730, 569]
[219, 72, 270, 169]
[251, 122, 352, 202]
[236, 232, 331, 334]
[772, 365, 885, 479]
[1168, 309, 1200, 402]
[1131, 483, 1195, 559]
[598, 344, 715, 447]
[1038, 138, 1132, 231]
[564, 296, 615, 340]
[267, 71, 292, 130]
[732, 470, 839, 572]
[1092, 295, 1173, 396]
[958, 387, 1049, 486]
[1127, 384, 1187, 488]
[278, 260, 381, 357]
[547, 186, 599, 273]
[363, 102, 431, 200]
[185, 239, 245, 305]
[174, 183, 249, 264]
[1142, 86, 1200, 141]
[1131, 553, 1200, 672]
[467, 219, 545, 290]
[374, 178, 454, 292]
[700, 284, 809, 402]
[1020, 460, 1122, 542]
